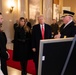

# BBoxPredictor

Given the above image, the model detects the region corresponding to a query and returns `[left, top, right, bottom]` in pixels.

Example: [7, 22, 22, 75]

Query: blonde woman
[13, 17, 32, 75]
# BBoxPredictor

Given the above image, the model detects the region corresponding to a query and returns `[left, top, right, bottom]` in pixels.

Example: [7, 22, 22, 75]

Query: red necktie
[41, 25, 44, 39]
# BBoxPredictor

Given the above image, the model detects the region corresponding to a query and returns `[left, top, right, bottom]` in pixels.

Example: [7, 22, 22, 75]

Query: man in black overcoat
[32, 15, 52, 75]
[54, 10, 76, 38]
[0, 12, 9, 75]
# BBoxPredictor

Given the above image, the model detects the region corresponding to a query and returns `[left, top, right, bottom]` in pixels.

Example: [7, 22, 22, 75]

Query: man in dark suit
[0, 12, 9, 75]
[54, 10, 76, 38]
[51, 19, 59, 38]
[32, 15, 52, 75]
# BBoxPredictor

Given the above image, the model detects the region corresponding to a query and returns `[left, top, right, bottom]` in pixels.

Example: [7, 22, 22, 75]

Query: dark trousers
[20, 60, 27, 75]
[34, 59, 38, 75]
[1, 59, 8, 75]
[33, 53, 39, 75]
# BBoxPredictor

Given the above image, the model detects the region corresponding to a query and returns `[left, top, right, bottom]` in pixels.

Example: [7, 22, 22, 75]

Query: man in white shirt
[32, 15, 52, 75]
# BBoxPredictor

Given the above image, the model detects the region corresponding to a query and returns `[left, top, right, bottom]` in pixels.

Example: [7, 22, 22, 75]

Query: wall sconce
[7, 0, 15, 13]
[9, 6, 14, 13]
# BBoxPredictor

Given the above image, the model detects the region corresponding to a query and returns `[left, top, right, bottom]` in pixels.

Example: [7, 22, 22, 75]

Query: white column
[43, 0, 53, 24]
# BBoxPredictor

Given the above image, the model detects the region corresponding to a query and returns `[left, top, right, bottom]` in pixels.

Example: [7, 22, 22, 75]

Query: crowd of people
[0, 10, 76, 75]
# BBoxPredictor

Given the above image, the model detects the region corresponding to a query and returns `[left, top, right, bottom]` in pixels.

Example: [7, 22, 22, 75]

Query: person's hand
[54, 32, 61, 39]
[6, 51, 10, 59]
[32, 48, 36, 52]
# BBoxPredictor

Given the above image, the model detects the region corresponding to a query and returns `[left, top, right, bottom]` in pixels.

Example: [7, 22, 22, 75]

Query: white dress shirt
[40, 24, 45, 31]
[63, 20, 73, 28]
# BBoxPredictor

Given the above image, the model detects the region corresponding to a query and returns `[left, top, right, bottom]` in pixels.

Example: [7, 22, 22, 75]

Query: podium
[38, 37, 76, 75]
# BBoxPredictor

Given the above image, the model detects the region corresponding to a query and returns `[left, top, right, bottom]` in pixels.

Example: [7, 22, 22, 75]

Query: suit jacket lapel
[44, 24, 47, 39]
[38, 24, 42, 39]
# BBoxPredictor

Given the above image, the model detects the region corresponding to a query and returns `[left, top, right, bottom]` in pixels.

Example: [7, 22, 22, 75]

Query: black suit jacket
[0, 31, 8, 75]
[60, 21, 76, 38]
[32, 23, 52, 55]
[0, 31, 8, 59]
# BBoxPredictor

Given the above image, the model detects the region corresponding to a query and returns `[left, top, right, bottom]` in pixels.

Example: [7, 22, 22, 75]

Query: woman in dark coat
[13, 17, 32, 75]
